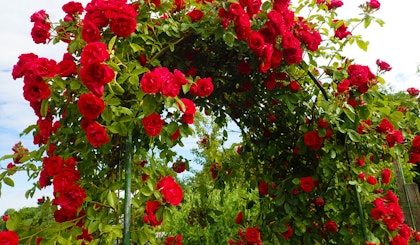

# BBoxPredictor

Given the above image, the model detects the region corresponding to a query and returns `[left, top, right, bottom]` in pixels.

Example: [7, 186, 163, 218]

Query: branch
[299, 62, 329, 101]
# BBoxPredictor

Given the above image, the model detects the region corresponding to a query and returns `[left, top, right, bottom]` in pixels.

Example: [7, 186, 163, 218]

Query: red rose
[229, 3, 246, 16]
[271, 48, 283, 69]
[282, 33, 303, 64]
[2, 214, 9, 222]
[174, 69, 189, 85]
[347, 64, 375, 88]
[31, 10, 48, 23]
[82, 21, 102, 43]
[235, 14, 251, 41]
[245, 227, 261, 243]
[85, 121, 110, 147]
[386, 130, 404, 148]
[110, 15, 137, 37]
[171, 128, 180, 141]
[173, 0, 186, 12]
[303, 130, 323, 150]
[142, 113, 164, 137]
[80, 42, 110, 65]
[282, 223, 293, 241]
[381, 168, 391, 184]
[235, 211, 243, 224]
[376, 59, 391, 71]
[327, 0, 343, 10]
[12, 53, 39, 79]
[79, 63, 115, 96]
[0, 231, 19, 245]
[156, 176, 183, 206]
[78, 93, 105, 119]
[187, 9, 204, 22]
[189, 77, 214, 97]
[258, 181, 269, 195]
[376, 118, 394, 134]
[53, 169, 81, 193]
[325, 221, 337, 233]
[333, 20, 351, 40]
[172, 161, 186, 173]
[23, 78, 51, 103]
[264, 73, 276, 90]
[289, 80, 300, 92]
[178, 98, 197, 115]
[369, 0, 380, 9]
[53, 206, 77, 223]
[165, 234, 182, 245]
[407, 87, 419, 96]
[158, 68, 181, 97]
[31, 57, 57, 78]
[248, 31, 265, 56]
[62, 1, 84, 15]
[367, 176, 377, 185]
[57, 53, 77, 77]
[144, 201, 163, 226]
[300, 176, 315, 193]
[140, 71, 161, 94]
[337, 79, 350, 93]
[31, 21, 51, 44]
[181, 114, 195, 124]
[315, 197, 325, 207]
[53, 185, 86, 209]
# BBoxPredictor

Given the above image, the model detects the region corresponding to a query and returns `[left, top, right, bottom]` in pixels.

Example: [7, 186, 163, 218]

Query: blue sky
[1, 0, 420, 214]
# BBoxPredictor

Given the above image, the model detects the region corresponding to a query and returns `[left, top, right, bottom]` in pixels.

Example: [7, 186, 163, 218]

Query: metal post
[123, 131, 132, 245]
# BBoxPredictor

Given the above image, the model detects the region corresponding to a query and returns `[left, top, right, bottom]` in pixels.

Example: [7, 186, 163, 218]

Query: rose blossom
[77, 93, 105, 119]
[376, 59, 391, 71]
[300, 176, 315, 193]
[110, 15, 137, 37]
[235, 211, 243, 224]
[0, 231, 19, 245]
[82, 21, 102, 43]
[31, 21, 51, 44]
[12, 53, 39, 79]
[187, 9, 204, 22]
[258, 181, 269, 195]
[189, 77, 214, 97]
[368, 0, 380, 9]
[62, 1, 84, 15]
[172, 161, 186, 173]
[245, 227, 261, 243]
[85, 121, 110, 147]
[156, 176, 183, 206]
[142, 113, 164, 137]
[325, 221, 337, 232]
[80, 42, 110, 65]
[333, 20, 351, 40]
[407, 87, 419, 96]
[367, 176, 377, 185]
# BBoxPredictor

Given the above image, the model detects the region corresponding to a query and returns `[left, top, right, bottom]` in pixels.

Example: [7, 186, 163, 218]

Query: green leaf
[107, 191, 117, 210]
[130, 42, 144, 53]
[142, 95, 156, 115]
[223, 31, 236, 48]
[6, 213, 20, 231]
[356, 39, 369, 52]
[3, 177, 14, 187]
[108, 36, 117, 52]
[347, 129, 361, 142]
[40, 99, 49, 118]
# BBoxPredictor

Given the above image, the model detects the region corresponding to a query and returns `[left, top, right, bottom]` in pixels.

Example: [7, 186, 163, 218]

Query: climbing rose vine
[1, 0, 420, 244]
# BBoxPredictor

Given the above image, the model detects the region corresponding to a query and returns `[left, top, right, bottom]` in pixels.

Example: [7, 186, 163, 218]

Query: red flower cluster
[333, 20, 351, 40]
[30, 10, 51, 44]
[172, 161, 186, 173]
[371, 191, 414, 243]
[325, 220, 338, 233]
[409, 135, 420, 164]
[83, 0, 138, 38]
[178, 98, 197, 124]
[156, 176, 183, 206]
[165, 234, 182, 245]
[376, 118, 404, 148]
[38, 156, 86, 223]
[219, 1, 321, 73]
[140, 68, 188, 97]
[229, 227, 262, 245]
[142, 113, 164, 137]
[10, 141, 29, 164]
[407, 87, 420, 97]
[376, 59, 392, 71]
[143, 200, 163, 226]
[0, 231, 19, 245]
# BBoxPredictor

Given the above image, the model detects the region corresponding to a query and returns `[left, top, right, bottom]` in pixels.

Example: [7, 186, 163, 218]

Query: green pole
[123, 131, 133, 245]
